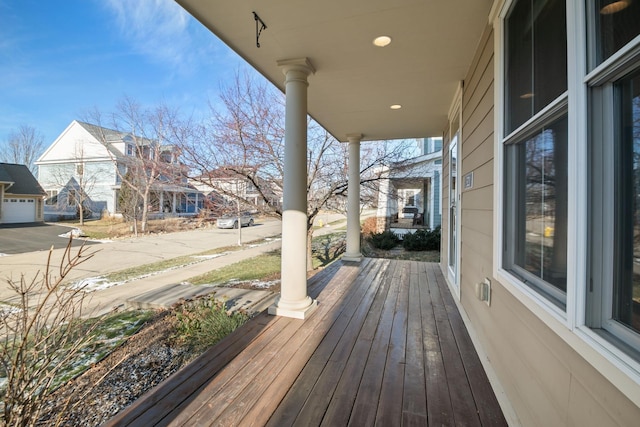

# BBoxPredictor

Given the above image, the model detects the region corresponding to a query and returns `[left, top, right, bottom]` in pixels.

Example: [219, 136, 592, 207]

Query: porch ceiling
[175, 0, 493, 142]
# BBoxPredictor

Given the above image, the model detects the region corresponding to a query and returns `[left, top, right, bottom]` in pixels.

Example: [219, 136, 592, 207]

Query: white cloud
[102, 0, 193, 69]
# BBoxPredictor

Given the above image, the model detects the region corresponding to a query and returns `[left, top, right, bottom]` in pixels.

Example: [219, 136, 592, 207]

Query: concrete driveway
[0, 222, 98, 255]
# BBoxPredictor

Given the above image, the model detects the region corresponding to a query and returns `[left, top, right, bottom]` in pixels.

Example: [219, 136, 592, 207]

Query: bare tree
[0, 125, 46, 174]
[178, 71, 410, 269]
[88, 98, 187, 233]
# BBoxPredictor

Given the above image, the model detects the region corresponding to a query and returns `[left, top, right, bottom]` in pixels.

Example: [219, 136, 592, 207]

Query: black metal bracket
[253, 12, 267, 48]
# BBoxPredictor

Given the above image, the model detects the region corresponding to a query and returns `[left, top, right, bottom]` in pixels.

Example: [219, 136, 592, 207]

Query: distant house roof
[0, 163, 46, 196]
[76, 120, 156, 147]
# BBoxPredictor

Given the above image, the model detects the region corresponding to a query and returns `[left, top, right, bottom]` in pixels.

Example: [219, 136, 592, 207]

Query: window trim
[447, 83, 462, 298]
[587, 49, 640, 358]
[502, 105, 569, 310]
[498, 0, 571, 318]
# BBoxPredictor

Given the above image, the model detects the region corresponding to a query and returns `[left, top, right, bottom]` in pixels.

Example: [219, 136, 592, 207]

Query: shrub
[401, 226, 441, 251]
[367, 230, 400, 250]
[0, 239, 106, 426]
[361, 217, 378, 237]
[175, 298, 249, 352]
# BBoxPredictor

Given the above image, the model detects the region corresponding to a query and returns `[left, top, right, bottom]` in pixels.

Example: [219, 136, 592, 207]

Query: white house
[36, 120, 202, 220]
[191, 168, 283, 216]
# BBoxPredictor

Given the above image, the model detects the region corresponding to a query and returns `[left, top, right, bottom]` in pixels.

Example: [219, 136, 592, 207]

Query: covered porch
[107, 258, 506, 426]
[147, 185, 204, 218]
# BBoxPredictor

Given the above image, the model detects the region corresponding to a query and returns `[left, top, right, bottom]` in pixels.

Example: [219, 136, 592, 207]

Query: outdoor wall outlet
[475, 278, 491, 306]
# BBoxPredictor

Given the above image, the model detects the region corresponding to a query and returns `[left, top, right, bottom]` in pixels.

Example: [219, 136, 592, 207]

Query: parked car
[216, 212, 255, 229]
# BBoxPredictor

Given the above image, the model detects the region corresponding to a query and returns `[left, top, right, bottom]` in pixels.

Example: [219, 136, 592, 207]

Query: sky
[0, 0, 249, 147]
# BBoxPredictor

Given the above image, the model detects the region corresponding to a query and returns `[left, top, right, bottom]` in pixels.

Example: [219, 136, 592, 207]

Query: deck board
[319, 260, 391, 427]
[402, 261, 428, 426]
[106, 259, 507, 427]
[288, 259, 384, 426]
[421, 263, 455, 426]
[375, 260, 409, 425]
[347, 260, 400, 426]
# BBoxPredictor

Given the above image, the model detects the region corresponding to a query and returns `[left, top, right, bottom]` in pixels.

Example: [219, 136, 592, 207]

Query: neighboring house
[192, 168, 282, 215]
[376, 137, 442, 233]
[0, 163, 46, 224]
[36, 120, 202, 221]
[177, 1, 640, 425]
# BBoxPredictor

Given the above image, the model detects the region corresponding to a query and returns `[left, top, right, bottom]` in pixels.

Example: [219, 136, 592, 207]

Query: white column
[268, 58, 317, 320]
[343, 133, 363, 262]
[172, 193, 177, 214]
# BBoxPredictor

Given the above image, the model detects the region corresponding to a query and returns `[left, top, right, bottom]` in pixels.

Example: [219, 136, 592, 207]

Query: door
[2, 197, 36, 223]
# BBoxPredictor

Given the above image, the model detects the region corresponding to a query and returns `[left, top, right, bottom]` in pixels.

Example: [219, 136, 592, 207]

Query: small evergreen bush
[367, 230, 401, 250]
[175, 298, 249, 352]
[401, 226, 441, 251]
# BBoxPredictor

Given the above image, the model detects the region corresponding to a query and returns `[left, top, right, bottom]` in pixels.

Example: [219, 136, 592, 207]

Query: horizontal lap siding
[457, 24, 572, 426]
[457, 23, 640, 427]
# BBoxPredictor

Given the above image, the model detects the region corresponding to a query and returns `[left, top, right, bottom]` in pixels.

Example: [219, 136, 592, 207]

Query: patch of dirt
[42, 310, 196, 426]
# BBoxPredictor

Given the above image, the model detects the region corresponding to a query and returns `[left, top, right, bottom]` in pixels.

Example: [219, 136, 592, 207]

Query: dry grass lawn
[59, 217, 213, 240]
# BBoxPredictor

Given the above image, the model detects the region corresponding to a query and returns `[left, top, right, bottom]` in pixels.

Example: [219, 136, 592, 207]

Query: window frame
[499, 0, 570, 315]
[503, 103, 569, 309]
[45, 190, 58, 206]
[586, 40, 640, 358]
[68, 189, 77, 207]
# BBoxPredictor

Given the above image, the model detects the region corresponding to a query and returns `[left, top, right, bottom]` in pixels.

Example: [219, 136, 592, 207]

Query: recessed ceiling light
[600, 0, 631, 14]
[390, 104, 402, 110]
[520, 92, 534, 99]
[373, 36, 392, 47]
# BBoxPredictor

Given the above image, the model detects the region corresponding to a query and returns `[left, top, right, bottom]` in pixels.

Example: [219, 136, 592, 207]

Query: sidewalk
[85, 239, 283, 317]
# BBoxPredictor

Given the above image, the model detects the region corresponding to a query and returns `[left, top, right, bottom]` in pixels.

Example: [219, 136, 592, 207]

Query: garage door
[2, 198, 36, 223]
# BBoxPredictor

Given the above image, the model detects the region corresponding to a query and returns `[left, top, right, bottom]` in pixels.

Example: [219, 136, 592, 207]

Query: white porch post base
[342, 253, 363, 262]
[268, 296, 318, 319]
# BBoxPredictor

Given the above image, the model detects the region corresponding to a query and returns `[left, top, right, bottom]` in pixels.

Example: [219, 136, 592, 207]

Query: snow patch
[191, 252, 230, 260]
[57, 228, 112, 243]
[226, 279, 280, 289]
[59, 228, 85, 239]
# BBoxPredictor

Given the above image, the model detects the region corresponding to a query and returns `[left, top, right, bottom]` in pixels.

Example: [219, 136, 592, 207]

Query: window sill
[496, 268, 568, 326]
[574, 326, 640, 407]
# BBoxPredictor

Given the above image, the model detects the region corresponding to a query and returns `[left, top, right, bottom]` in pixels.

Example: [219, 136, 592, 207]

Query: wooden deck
[107, 258, 507, 426]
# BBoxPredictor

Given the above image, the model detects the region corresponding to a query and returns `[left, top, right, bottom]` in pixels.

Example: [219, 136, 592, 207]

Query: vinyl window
[502, 0, 568, 309]
[587, 0, 640, 355]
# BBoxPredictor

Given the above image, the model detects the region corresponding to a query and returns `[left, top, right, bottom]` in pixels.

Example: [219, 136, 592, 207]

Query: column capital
[277, 57, 316, 77]
[346, 133, 363, 143]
